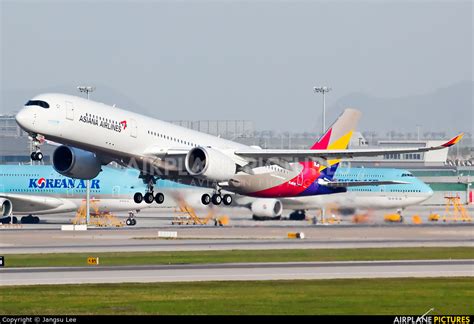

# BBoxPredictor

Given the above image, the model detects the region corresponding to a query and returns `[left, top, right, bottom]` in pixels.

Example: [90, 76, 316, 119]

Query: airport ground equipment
[317, 208, 341, 224]
[287, 232, 305, 239]
[384, 212, 404, 223]
[73, 199, 123, 227]
[442, 196, 471, 222]
[172, 205, 228, 226]
[428, 213, 441, 222]
[411, 215, 422, 224]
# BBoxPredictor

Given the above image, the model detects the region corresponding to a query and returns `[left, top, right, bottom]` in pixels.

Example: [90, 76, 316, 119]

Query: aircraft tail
[311, 108, 361, 150]
[311, 108, 361, 179]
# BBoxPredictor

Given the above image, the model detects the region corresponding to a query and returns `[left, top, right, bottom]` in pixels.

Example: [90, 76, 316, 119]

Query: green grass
[1, 278, 472, 314]
[4, 247, 473, 268]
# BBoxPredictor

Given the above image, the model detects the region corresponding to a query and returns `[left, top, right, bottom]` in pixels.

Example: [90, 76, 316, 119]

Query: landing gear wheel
[154, 193, 164, 204]
[144, 192, 154, 204]
[133, 192, 143, 204]
[223, 194, 233, 206]
[21, 215, 40, 224]
[126, 218, 136, 226]
[201, 194, 211, 205]
[30, 152, 43, 161]
[212, 194, 222, 205]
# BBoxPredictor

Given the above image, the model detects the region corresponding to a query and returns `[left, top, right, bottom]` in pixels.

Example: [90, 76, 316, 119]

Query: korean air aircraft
[0, 164, 432, 224]
[241, 168, 433, 220]
[15, 94, 462, 207]
[0, 165, 155, 224]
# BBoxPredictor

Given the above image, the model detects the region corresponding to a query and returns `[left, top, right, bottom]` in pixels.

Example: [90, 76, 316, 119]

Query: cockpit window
[401, 173, 413, 177]
[25, 100, 50, 108]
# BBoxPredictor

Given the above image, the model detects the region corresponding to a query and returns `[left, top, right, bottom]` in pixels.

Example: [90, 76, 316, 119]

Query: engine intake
[0, 198, 12, 216]
[185, 147, 237, 182]
[53, 145, 102, 180]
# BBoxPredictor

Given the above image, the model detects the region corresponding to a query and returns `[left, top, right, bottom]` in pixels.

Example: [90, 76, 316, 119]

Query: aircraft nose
[427, 186, 434, 197]
[424, 183, 434, 198]
[15, 109, 33, 130]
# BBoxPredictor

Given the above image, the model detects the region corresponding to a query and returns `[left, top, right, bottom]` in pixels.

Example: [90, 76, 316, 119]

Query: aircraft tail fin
[310, 108, 361, 150]
[311, 108, 361, 179]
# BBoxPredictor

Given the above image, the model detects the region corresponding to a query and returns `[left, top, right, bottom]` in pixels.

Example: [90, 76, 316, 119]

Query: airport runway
[1, 224, 473, 253]
[1, 259, 472, 286]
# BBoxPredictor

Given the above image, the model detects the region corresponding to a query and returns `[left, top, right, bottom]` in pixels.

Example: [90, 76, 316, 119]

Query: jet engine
[251, 199, 283, 219]
[185, 147, 237, 182]
[53, 145, 102, 180]
[0, 198, 12, 216]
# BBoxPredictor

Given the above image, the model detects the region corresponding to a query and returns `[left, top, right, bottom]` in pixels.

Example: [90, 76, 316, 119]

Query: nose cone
[15, 109, 33, 131]
[420, 181, 434, 200]
[426, 185, 434, 197]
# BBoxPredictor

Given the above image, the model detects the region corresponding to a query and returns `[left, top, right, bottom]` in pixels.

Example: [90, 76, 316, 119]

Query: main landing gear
[126, 211, 137, 226]
[133, 191, 164, 205]
[133, 176, 164, 205]
[201, 190, 233, 206]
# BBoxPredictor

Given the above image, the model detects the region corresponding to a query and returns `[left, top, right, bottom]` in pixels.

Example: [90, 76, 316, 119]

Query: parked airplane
[0, 164, 432, 225]
[15, 94, 462, 206]
[232, 167, 434, 220]
[0, 165, 155, 224]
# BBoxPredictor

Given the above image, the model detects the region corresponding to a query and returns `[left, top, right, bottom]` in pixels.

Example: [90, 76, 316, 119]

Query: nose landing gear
[29, 134, 44, 161]
[31, 151, 43, 161]
[125, 212, 137, 226]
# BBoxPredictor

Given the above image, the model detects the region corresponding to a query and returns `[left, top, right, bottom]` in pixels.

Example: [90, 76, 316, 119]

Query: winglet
[441, 133, 464, 148]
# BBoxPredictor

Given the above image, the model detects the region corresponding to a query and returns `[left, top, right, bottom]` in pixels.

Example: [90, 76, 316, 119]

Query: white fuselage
[279, 191, 431, 210]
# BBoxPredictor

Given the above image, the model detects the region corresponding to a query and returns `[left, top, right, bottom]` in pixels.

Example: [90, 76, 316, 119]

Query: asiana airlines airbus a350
[15, 93, 462, 206]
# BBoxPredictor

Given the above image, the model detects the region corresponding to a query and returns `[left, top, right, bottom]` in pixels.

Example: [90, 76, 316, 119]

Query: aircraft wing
[0, 194, 65, 213]
[139, 133, 462, 173]
[143, 147, 189, 157]
[140, 147, 190, 172]
[234, 133, 463, 162]
[319, 180, 409, 188]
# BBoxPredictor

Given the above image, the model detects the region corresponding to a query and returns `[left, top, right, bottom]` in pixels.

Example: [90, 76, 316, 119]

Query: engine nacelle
[251, 199, 283, 218]
[0, 198, 12, 216]
[53, 145, 102, 180]
[185, 147, 236, 182]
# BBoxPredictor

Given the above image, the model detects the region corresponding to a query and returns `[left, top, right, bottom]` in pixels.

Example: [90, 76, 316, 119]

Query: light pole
[313, 86, 332, 222]
[77, 85, 95, 225]
[313, 86, 332, 134]
[77, 86, 95, 100]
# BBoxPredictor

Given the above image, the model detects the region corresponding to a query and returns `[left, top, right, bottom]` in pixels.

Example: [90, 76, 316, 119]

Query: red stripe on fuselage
[250, 161, 321, 198]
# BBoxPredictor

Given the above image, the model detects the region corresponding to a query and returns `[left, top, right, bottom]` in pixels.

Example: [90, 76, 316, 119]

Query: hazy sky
[1, 0, 472, 131]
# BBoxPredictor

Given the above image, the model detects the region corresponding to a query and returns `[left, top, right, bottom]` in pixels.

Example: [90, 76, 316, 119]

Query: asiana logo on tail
[29, 178, 100, 189]
[78, 114, 127, 133]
